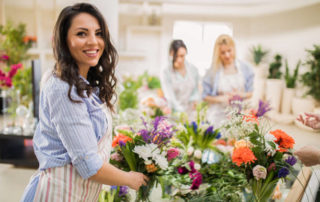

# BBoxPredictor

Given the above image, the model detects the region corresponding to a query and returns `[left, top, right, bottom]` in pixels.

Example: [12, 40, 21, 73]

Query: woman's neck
[223, 62, 237, 74]
[79, 66, 90, 79]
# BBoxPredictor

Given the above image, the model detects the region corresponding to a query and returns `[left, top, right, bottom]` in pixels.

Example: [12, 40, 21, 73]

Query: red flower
[8, 63, 22, 78]
[270, 129, 295, 152]
[215, 139, 227, 146]
[112, 133, 132, 148]
[232, 147, 257, 166]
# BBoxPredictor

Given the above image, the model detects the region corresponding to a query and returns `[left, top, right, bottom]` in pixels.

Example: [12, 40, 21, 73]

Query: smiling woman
[20, 3, 148, 202]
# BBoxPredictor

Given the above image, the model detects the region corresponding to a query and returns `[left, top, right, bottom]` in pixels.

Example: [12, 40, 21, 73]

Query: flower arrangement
[110, 116, 175, 201]
[225, 103, 296, 202]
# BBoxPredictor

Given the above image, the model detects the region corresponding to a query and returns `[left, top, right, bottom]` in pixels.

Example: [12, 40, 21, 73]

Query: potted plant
[266, 54, 283, 113]
[281, 59, 300, 114]
[301, 45, 320, 105]
[250, 45, 269, 106]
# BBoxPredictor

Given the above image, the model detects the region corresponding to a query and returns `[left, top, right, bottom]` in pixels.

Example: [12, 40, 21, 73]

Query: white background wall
[117, 3, 320, 78]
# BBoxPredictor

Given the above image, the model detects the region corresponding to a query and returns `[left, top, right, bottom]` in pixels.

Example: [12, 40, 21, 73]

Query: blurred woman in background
[160, 39, 200, 116]
[202, 34, 254, 127]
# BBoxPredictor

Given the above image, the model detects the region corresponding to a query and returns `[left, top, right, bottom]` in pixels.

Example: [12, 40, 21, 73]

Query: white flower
[264, 133, 279, 156]
[187, 147, 194, 156]
[144, 160, 153, 165]
[133, 143, 158, 161]
[194, 163, 201, 170]
[194, 149, 202, 159]
[265, 133, 276, 142]
[153, 154, 168, 170]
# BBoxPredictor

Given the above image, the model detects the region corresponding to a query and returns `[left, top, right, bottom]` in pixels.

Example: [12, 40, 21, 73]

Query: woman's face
[172, 47, 186, 68]
[67, 13, 105, 71]
[219, 44, 234, 66]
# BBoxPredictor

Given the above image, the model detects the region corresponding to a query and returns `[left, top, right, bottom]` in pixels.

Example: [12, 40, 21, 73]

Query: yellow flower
[234, 139, 252, 149]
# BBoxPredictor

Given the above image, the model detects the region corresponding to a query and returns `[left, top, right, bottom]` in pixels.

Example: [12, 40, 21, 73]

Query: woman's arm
[89, 162, 148, 191]
[204, 94, 230, 104]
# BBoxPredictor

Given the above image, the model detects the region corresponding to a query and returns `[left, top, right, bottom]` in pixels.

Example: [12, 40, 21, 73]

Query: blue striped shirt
[21, 74, 107, 201]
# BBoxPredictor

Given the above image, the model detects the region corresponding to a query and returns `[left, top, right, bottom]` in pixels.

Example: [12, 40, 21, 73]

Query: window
[173, 21, 233, 76]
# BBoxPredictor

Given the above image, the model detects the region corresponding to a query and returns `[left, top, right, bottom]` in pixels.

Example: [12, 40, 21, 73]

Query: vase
[265, 79, 283, 113]
[135, 175, 156, 202]
[281, 88, 295, 114]
[249, 175, 278, 202]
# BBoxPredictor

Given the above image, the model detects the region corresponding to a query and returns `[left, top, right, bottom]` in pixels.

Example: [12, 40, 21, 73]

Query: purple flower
[285, 155, 297, 166]
[278, 167, 289, 178]
[119, 186, 129, 196]
[177, 167, 188, 174]
[216, 132, 221, 139]
[205, 126, 214, 136]
[256, 100, 272, 117]
[191, 121, 198, 133]
[229, 95, 243, 112]
[119, 140, 126, 147]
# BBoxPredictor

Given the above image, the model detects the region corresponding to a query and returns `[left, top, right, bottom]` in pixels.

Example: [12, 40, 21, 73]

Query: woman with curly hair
[21, 3, 148, 201]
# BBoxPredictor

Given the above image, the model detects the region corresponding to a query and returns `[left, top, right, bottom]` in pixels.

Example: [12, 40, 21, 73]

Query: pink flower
[0, 54, 9, 61]
[190, 172, 202, 190]
[8, 63, 22, 78]
[177, 167, 188, 174]
[252, 165, 267, 180]
[110, 152, 123, 162]
[167, 148, 180, 161]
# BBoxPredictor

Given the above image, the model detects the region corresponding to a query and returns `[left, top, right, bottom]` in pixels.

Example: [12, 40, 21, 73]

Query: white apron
[207, 67, 245, 127]
[33, 103, 112, 202]
[170, 68, 196, 117]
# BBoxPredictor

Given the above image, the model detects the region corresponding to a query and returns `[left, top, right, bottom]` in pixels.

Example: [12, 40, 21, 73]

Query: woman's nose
[87, 34, 98, 45]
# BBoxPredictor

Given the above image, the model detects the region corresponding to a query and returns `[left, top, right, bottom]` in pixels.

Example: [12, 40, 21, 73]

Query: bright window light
[173, 21, 233, 76]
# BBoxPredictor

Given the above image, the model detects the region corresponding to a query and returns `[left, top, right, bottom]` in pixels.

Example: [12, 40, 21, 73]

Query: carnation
[252, 165, 267, 180]
[232, 147, 257, 166]
[167, 148, 180, 161]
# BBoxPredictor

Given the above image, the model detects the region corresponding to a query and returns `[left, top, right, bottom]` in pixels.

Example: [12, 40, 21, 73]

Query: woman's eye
[96, 32, 103, 37]
[77, 32, 86, 37]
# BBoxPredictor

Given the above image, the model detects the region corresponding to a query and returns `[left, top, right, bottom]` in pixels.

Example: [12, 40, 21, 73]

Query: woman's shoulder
[42, 74, 74, 98]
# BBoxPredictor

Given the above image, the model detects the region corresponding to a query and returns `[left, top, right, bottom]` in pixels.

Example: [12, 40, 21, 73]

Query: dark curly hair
[52, 3, 117, 111]
[169, 39, 187, 68]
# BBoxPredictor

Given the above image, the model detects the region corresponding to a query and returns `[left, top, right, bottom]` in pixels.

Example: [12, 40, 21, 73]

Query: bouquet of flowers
[161, 105, 222, 200]
[224, 100, 296, 201]
[110, 116, 175, 201]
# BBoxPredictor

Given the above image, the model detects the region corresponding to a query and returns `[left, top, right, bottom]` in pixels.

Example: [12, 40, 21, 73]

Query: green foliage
[0, 21, 34, 64]
[12, 67, 32, 106]
[119, 89, 138, 111]
[301, 45, 320, 101]
[199, 155, 248, 202]
[284, 59, 300, 88]
[138, 71, 161, 89]
[147, 76, 161, 89]
[250, 44, 269, 66]
[268, 54, 282, 79]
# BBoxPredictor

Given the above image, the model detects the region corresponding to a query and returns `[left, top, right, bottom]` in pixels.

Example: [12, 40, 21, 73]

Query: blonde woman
[202, 34, 254, 126]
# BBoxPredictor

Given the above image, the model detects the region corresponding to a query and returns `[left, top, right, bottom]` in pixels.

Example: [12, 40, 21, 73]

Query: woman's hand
[297, 112, 320, 130]
[126, 171, 149, 191]
[294, 145, 320, 166]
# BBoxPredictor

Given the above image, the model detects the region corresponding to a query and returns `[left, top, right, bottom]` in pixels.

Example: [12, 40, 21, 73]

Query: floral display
[110, 116, 175, 201]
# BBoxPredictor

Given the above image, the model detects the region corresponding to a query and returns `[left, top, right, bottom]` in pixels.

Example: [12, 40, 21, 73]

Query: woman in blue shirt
[21, 3, 148, 201]
[160, 40, 200, 116]
[202, 34, 254, 127]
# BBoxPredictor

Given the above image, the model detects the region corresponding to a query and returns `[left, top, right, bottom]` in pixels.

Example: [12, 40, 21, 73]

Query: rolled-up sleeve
[47, 88, 103, 179]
